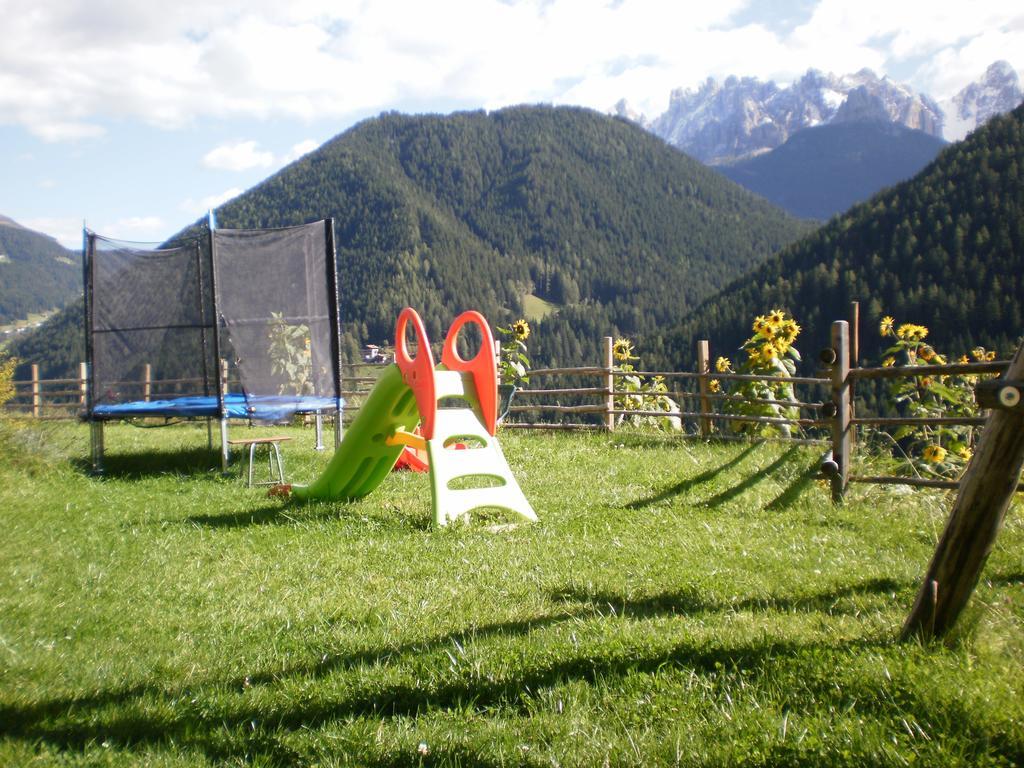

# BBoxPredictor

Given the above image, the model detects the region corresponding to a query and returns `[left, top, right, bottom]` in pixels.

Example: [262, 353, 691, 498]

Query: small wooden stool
[228, 436, 292, 487]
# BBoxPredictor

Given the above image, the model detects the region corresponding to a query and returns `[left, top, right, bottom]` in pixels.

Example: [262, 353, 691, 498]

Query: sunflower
[767, 309, 785, 327]
[897, 323, 928, 342]
[959, 355, 970, 364]
[923, 445, 946, 463]
[879, 315, 895, 337]
[511, 319, 530, 341]
[715, 356, 731, 373]
[759, 343, 775, 362]
[612, 337, 635, 361]
[985, 350, 997, 361]
[779, 319, 801, 344]
[919, 345, 935, 362]
[709, 379, 721, 393]
[971, 347, 986, 361]
[752, 316, 769, 335]
[883, 357, 896, 367]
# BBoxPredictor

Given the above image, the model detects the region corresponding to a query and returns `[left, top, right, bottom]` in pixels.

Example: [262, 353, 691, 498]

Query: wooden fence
[5, 320, 1016, 501]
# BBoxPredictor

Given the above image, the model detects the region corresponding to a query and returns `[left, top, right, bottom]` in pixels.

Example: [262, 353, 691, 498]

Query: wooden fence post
[143, 363, 152, 401]
[696, 340, 711, 438]
[79, 362, 88, 408]
[829, 321, 851, 502]
[31, 364, 41, 418]
[603, 336, 615, 431]
[901, 340, 1024, 640]
[849, 301, 859, 451]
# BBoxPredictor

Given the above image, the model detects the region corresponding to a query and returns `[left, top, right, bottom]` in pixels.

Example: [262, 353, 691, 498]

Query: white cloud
[100, 216, 167, 242]
[179, 187, 244, 218]
[0, 0, 1020, 141]
[19, 217, 85, 250]
[202, 140, 274, 171]
[282, 139, 320, 164]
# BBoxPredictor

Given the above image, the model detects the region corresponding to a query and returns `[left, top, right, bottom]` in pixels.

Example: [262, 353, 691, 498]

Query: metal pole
[207, 210, 229, 471]
[324, 218, 344, 448]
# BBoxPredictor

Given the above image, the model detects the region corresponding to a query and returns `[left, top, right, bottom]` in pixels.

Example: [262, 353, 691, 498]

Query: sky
[1, 0, 1022, 249]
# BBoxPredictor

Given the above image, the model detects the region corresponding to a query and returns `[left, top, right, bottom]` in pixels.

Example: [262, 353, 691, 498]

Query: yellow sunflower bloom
[922, 445, 946, 463]
[752, 316, 769, 335]
[985, 350, 997, 361]
[780, 319, 801, 344]
[879, 316, 895, 336]
[883, 357, 896, 367]
[759, 343, 775, 362]
[511, 319, 531, 341]
[709, 379, 721, 393]
[715, 356, 731, 373]
[767, 309, 785, 327]
[612, 337, 634, 361]
[959, 355, 970, 364]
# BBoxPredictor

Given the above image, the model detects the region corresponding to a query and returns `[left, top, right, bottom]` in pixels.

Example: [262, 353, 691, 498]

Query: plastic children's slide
[288, 308, 536, 526]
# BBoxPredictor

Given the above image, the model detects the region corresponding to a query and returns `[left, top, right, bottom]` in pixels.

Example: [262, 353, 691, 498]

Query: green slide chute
[290, 364, 419, 502]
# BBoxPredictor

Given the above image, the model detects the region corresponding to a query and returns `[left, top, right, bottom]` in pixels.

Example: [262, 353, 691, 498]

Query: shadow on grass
[184, 499, 431, 531]
[625, 442, 761, 509]
[71, 447, 223, 481]
[699, 445, 802, 508]
[7, 576, 1018, 766]
[986, 570, 1024, 587]
[763, 458, 826, 511]
[551, 576, 909, 619]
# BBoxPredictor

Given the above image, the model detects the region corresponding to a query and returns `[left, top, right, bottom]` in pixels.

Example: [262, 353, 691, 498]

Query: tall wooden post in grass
[829, 321, 851, 502]
[604, 336, 615, 431]
[143, 363, 152, 402]
[31, 364, 41, 418]
[696, 340, 712, 438]
[902, 341, 1024, 640]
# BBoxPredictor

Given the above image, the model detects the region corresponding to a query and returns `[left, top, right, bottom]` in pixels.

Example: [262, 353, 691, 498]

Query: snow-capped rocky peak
[942, 61, 1023, 141]
[643, 68, 942, 164]
[831, 87, 890, 124]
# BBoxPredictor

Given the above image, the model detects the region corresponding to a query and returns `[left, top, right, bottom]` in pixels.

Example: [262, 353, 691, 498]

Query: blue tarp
[92, 393, 342, 421]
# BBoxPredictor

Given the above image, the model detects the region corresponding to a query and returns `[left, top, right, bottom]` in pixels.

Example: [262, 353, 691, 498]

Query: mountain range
[5, 106, 810, 377]
[624, 61, 1022, 165]
[8, 91, 1022, 387]
[717, 115, 947, 220]
[0, 216, 80, 326]
[662, 102, 1024, 373]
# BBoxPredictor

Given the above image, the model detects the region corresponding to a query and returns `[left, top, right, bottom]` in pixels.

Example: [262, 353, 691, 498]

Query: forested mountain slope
[662, 104, 1024, 370]
[0, 216, 80, 324]
[10, 106, 811, 376]
[208, 106, 810, 366]
[719, 120, 946, 220]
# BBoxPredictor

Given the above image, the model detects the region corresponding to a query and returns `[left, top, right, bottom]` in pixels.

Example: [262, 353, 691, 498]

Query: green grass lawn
[1, 420, 1022, 766]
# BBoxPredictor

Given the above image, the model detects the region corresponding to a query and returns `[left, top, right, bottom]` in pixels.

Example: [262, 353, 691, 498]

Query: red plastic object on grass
[394, 308, 438, 439]
[441, 310, 498, 436]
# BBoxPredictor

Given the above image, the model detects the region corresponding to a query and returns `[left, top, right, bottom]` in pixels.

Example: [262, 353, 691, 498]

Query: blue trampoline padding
[92, 393, 342, 421]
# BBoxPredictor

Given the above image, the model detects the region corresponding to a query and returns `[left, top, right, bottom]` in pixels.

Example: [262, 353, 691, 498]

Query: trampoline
[83, 217, 344, 472]
[92, 393, 341, 422]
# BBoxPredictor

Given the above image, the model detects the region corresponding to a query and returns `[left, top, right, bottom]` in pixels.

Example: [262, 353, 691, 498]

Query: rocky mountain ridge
[623, 62, 1021, 164]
